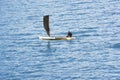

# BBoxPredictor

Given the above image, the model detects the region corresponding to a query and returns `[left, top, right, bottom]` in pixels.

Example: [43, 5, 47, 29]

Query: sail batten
[43, 15, 50, 36]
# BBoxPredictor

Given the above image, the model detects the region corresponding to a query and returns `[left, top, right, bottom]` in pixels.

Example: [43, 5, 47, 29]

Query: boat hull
[39, 36, 75, 40]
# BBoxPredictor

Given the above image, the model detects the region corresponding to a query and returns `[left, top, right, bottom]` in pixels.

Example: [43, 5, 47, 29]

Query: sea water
[0, 0, 120, 80]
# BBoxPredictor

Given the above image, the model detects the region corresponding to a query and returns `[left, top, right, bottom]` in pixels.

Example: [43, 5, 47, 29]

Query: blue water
[0, 0, 120, 80]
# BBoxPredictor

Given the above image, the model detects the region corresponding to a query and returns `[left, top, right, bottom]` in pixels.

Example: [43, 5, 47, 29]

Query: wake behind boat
[39, 15, 75, 40]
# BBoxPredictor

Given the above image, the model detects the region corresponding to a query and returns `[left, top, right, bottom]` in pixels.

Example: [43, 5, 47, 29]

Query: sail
[43, 15, 50, 36]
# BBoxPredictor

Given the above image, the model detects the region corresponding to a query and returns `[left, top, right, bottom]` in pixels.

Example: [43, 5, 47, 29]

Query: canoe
[39, 36, 75, 40]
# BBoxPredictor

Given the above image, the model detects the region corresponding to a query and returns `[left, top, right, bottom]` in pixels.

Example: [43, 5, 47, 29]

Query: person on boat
[66, 31, 72, 37]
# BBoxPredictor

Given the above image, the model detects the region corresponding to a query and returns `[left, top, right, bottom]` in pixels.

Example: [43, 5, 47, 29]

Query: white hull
[39, 36, 75, 40]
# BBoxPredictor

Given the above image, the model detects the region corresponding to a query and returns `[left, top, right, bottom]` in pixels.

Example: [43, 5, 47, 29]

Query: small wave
[26, 15, 40, 20]
[112, 43, 120, 49]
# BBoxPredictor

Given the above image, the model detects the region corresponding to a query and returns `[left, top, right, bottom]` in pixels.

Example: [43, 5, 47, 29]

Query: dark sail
[43, 15, 50, 36]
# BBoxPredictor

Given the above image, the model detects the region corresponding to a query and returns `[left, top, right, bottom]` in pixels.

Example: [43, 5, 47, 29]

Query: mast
[43, 15, 50, 36]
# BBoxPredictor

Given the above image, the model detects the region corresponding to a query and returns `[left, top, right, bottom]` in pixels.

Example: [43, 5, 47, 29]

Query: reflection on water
[47, 41, 51, 49]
